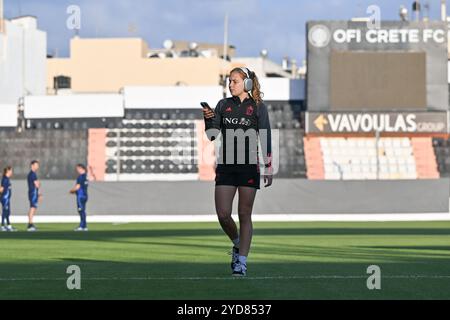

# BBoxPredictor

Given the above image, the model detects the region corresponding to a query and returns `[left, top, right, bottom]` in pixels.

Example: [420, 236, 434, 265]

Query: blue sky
[3, 0, 445, 63]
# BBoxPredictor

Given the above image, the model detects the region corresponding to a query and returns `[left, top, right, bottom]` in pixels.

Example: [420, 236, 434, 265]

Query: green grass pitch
[1, 221, 450, 300]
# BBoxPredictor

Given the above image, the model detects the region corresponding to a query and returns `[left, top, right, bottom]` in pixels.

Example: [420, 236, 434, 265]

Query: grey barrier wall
[7, 179, 450, 215]
[0, 129, 87, 179]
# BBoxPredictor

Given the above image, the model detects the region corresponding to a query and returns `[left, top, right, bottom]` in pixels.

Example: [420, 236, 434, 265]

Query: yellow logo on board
[314, 114, 328, 131]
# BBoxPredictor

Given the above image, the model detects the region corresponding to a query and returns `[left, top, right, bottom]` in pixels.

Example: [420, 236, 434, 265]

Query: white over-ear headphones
[239, 67, 254, 92]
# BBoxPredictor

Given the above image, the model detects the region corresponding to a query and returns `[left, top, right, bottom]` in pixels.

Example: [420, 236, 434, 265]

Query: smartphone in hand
[201, 102, 213, 111]
[201, 102, 215, 119]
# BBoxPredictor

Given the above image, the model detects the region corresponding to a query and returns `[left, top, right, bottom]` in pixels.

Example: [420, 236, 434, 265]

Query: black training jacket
[204, 96, 272, 172]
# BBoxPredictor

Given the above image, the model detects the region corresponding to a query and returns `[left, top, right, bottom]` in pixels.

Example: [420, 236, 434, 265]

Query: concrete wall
[225, 78, 305, 101]
[124, 86, 224, 109]
[0, 18, 46, 104]
[0, 21, 23, 104]
[22, 20, 46, 96]
[6, 179, 450, 215]
[0, 104, 17, 127]
[47, 37, 229, 92]
[24, 94, 124, 119]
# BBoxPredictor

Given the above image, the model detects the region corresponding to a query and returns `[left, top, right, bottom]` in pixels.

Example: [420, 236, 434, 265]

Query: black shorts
[215, 169, 260, 189]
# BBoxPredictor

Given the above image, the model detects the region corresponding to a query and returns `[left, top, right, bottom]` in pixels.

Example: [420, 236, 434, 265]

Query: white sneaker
[1, 226, 7, 232]
[74, 227, 84, 232]
[6, 225, 17, 232]
[230, 246, 239, 270]
[27, 225, 37, 232]
[232, 261, 247, 277]
[82, 228, 88, 232]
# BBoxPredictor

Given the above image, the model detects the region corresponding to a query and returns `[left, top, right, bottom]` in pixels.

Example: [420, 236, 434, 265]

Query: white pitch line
[7, 213, 450, 223]
[1, 275, 450, 281]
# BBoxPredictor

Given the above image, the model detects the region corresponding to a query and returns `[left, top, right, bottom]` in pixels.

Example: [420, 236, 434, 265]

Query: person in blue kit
[0, 166, 17, 232]
[27, 160, 41, 232]
[70, 164, 89, 232]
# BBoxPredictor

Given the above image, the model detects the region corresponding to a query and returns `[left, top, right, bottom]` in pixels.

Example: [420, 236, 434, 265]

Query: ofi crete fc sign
[308, 24, 448, 48]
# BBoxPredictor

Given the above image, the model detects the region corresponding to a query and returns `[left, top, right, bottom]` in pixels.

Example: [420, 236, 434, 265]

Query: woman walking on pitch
[203, 67, 273, 276]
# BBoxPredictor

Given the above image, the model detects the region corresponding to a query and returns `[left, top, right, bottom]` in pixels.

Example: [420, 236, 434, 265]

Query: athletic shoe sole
[232, 273, 247, 277]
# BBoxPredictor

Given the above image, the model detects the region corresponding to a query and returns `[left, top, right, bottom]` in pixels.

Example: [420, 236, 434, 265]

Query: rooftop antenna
[128, 23, 137, 35]
[163, 39, 174, 50]
[222, 12, 229, 97]
[399, 5, 409, 21]
[441, 0, 447, 21]
[223, 12, 229, 61]
[423, 1, 430, 21]
[412, 0, 421, 21]
[355, 2, 363, 18]
[260, 49, 268, 77]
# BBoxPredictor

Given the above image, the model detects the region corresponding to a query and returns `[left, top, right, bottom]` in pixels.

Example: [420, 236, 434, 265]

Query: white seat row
[320, 138, 411, 148]
[324, 172, 418, 180]
[322, 148, 412, 158]
[324, 164, 416, 173]
[323, 156, 415, 164]
[320, 137, 417, 180]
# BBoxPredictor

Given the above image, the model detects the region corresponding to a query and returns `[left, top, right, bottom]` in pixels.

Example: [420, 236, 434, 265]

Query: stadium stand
[433, 137, 450, 177]
[88, 102, 307, 181]
[102, 115, 199, 181]
[81, 84, 307, 181]
[304, 137, 441, 180]
[4, 97, 449, 182]
[411, 137, 440, 179]
[0, 78, 308, 181]
[267, 101, 306, 178]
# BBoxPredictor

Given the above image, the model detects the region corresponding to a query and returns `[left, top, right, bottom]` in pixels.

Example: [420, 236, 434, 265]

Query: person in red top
[203, 67, 273, 276]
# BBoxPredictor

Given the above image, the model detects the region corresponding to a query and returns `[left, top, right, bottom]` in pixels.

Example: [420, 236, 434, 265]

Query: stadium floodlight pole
[222, 12, 229, 98]
[22, 26, 26, 96]
[0, 0, 4, 33]
[223, 12, 228, 62]
[260, 49, 268, 77]
[442, 0, 447, 21]
[413, 0, 421, 21]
